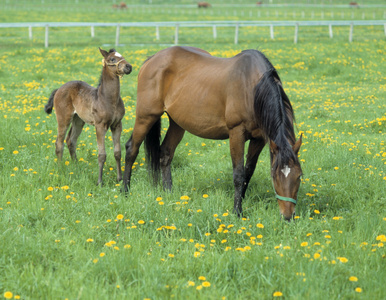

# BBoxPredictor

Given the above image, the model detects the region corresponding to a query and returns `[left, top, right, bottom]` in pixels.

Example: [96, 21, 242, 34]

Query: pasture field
[1, 2, 386, 300]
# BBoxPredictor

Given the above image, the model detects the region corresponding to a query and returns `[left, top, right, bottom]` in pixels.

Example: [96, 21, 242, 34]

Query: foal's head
[270, 135, 302, 221]
[99, 48, 132, 77]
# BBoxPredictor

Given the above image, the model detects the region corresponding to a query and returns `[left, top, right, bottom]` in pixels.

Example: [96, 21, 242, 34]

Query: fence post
[270, 25, 274, 39]
[234, 23, 239, 44]
[175, 24, 179, 45]
[329, 24, 333, 38]
[45, 24, 49, 48]
[384, 23, 386, 36]
[156, 25, 160, 40]
[29, 26, 32, 40]
[294, 23, 299, 44]
[91, 26, 95, 38]
[213, 25, 217, 39]
[349, 23, 353, 42]
[115, 24, 120, 47]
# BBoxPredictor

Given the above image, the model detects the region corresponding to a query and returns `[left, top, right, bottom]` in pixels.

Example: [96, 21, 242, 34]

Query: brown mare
[123, 46, 302, 221]
[198, 2, 211, 8]
[45, 48, 132, 186]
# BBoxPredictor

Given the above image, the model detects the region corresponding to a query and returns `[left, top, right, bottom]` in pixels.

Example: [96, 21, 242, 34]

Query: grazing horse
[198, 2, 211, 8]
[45, 48, 132, 186]
[123, 46, 302, 221]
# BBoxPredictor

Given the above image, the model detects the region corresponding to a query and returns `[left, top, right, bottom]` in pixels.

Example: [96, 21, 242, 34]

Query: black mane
[253, 54, 297, 168]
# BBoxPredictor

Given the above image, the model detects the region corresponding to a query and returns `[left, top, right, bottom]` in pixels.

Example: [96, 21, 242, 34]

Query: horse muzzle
[124, 64, 132, 75]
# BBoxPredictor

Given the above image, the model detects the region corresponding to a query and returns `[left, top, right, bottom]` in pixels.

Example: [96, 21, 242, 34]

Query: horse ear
[99, 48, 109, 58]
[292, 134, 302, 154]
[269, 139, 279, 154]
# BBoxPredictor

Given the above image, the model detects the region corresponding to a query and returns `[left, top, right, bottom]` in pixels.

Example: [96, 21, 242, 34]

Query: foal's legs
[160, 117, 185, 190]
[111, 121, 123, 182]
[229, 127, 246, 216]
[242, 137, 266, 198]
[55, 112, 73, 161]
[95, 124, 108, 186]
[66, 114, 85, 160]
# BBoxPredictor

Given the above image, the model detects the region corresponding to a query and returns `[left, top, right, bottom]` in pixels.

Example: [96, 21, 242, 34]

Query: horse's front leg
[229, 127, 246, 217]
[111, 121, 123, 182]
[242, 138, 266, 198]
[95, 124, 108, 186]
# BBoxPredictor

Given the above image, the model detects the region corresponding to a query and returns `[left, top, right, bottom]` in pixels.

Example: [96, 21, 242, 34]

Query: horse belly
[166, 97, 229, 140]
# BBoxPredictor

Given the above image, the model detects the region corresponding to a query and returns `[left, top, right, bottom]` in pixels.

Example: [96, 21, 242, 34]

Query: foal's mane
[97, 48, 117, 88]
[253, 52, 297, 168]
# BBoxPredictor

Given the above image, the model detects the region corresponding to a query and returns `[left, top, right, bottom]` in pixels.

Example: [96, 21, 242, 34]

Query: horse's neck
[98, 70, 120, 103]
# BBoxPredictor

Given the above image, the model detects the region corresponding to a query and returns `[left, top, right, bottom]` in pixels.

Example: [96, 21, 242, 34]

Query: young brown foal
[45, 48, 132, 185]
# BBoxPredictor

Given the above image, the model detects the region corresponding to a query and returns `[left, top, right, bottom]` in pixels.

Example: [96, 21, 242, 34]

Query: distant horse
[123, 46, 302, 221]
[198, 2, 211, 8]
[45, 48, 132, 186]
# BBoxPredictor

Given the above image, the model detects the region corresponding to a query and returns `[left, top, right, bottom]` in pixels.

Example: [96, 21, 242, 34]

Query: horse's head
[99, 48, 132, 77]
[270, 135, 302, 221]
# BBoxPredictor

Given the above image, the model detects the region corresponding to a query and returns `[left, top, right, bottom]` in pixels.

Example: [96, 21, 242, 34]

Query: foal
[45, 48, 132, 185]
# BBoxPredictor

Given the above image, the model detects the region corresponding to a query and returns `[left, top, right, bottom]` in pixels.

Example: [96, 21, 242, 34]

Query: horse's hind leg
[111, 121, 123, 182]
[123, 116, 161, 192]
[242, 137, 266, 198]
[160, 117, 185, 190]
[66, 114, 85, 160]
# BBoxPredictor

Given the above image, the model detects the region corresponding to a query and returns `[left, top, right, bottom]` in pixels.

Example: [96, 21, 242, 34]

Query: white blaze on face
[115, 52, 122, 57]
[281, 165, 291, 178]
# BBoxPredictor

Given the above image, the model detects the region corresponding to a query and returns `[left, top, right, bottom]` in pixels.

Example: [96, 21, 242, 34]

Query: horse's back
[136, 47, 274, 139]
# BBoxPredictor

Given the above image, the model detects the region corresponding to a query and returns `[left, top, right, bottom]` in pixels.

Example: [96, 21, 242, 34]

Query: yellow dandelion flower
[99, 252, 106, 257]
[314, 210, 320, 214]
[138, 220, 145, 224]
[4, 292, 13, 299]
[222, 212, 229, 217]
[273, 291, 283, 297]
[47, 187, 54, 191]
[188, 281, 195, 287]
[196, 285, 203, 290]
[355, 287, 362, 293]
[198, 276, 206, 281]
[168, 254, 175, 258]
[116, 214, 124, 220]
[203, 194, 209, 198]
[202, 281, 211, 287]
[301, 242, 308, 247]
[337, 257, 348, 263]
[349, 276, 358, 282]
[86, 238, 94, 242]
[256, 223, 264, 228]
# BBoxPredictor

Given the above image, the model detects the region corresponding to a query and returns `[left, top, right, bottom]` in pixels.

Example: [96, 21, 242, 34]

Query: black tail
[45, 89, 58, 114]
[144, 119, 161, 185]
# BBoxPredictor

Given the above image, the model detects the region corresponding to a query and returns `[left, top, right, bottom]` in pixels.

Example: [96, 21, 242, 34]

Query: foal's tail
[44, 89, 58, 114]
[144, 118, 161, 185]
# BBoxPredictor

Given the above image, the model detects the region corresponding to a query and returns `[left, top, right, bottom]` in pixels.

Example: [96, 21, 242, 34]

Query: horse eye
[111, 58, 116, 62]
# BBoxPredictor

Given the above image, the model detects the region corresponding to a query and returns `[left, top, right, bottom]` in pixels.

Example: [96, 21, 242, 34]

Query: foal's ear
[292, 134, 302, 154]
[269, 140, 279, 154]
[99, 48, 109, 58]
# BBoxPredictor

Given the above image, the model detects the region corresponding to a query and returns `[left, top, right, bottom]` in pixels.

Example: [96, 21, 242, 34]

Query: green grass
[1, 3, 386, 300]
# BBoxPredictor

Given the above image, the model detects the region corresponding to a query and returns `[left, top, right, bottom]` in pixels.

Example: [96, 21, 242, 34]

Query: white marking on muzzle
[281, 165, 291, 178]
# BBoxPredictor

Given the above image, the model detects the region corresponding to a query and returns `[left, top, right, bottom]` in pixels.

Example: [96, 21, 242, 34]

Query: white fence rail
[1, 20, 385, 47]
